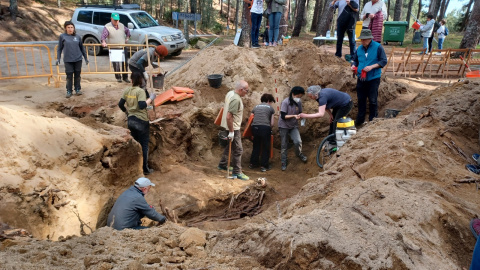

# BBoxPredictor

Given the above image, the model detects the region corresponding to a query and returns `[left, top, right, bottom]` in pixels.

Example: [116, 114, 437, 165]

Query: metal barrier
[54, 44, 160, 87]
[0, 44, 54, 84]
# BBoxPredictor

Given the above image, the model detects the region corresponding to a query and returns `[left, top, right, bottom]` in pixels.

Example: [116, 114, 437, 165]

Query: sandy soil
[0, 39, 479, 270]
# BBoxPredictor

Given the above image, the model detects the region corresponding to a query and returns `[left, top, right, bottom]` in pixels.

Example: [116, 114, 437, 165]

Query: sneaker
[466, 164, 480, 174]
[248, 164, 258, 169]
[264, 42, 269, 46]
[117, 79, 123, 83]
[269, 42, 273, 46]
[232, 173, 249, 181]
[418, 52, 424, 55]
[281, 163, 287, 171]
[66, 91, 72, 98]
[123, 79, 131, 83]
[473, 153, 479, 162]
[252, 44, 260, 49]
[218, 165, 233, 171]
[434, 52, 442, 56]
[470, 218, 480, 239]
[272, 42, 277, 47]
[299, 153, 307, 163]
[143, 167, 154, 175]
[75, 90, 83, 96]
[260, 165, 272, 172]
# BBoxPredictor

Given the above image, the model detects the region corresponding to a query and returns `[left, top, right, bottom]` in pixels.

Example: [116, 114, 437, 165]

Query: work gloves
[55, 60, 60, 66]
[143, 72, 149, 82]
[228, 131, 234, 140]
[149, 92, 157, 101]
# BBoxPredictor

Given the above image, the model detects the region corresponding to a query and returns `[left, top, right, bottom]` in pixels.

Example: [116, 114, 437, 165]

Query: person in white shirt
[360, 0, 387, 29]
[436, 19, 447, 54]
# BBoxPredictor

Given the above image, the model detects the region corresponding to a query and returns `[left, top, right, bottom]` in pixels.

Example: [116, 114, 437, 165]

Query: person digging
[128, 44, 168, 97]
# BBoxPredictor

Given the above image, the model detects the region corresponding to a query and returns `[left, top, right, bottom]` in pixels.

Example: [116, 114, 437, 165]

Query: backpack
[444, 26, 449, 36]
[433, 21, 441, 32]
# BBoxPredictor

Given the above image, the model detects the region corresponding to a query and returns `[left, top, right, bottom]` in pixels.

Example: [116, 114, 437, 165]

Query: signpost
[172, 12, 201, 37]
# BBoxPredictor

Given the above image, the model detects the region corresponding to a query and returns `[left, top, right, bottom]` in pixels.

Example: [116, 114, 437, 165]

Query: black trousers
[250, 125, 272, 168]
[336, 13, 357, 57]
[64, 60, 82, 93]
[329, 100, 354, 143]
[112, 47, 129, 80]
[356, 77, 380, 125]
[428, 35, 434, 53]
[128, 116, 150, 172]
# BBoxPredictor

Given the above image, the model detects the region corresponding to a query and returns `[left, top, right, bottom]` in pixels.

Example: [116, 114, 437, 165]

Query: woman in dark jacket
[56, 21, 89, 98]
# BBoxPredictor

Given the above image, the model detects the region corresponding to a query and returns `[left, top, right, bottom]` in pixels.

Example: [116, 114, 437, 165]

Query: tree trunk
[416, 0, 421, 20]
[235, 0, 240, 32]
[279, 0, 290, 37]
[459, 0, 480, 49]
[310, 0, 323, 32]
[428, 0, 440, 17]
[393, 0, 403, 21]
[9, 0, 17, 22]
[227, 0, 231, 20]
[238, 1, 252, 46]
[302, 0, 310, 27]
[220, 0, 223, 16]
[461, 0, 474, 31]
[387, 0, 390, 20]
[405, 0, 414, 32]
[315, 0, 334, 45]
[293, 0, 307, 36]
[437, 0, 449, 21]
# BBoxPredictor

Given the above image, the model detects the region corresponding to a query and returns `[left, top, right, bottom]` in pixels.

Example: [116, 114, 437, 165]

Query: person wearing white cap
[107, 177, 166, 230]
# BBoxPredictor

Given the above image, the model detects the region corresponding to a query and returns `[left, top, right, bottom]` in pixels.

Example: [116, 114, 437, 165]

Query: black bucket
[385, 109, 401, 118]
[218, 130, 228, 147]
[208, 74, 223, 88]
[152, 73, 165, 89]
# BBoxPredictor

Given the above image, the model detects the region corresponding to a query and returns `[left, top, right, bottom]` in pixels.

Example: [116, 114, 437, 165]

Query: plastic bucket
[152, 73, 165, 89]
[412, 22, 420, 30]
[385, 109, 402, 118]
[208, 74, 223, 88]
[218, 130, 228, 147]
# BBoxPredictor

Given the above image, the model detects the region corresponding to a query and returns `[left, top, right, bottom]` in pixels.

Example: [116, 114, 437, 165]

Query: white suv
[71, 5, 186, 56]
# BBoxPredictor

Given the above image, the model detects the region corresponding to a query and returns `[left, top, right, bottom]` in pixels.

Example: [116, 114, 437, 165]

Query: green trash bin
[383, 21, 409, 46]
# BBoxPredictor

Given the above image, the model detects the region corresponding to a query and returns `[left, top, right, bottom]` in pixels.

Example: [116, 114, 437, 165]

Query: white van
[71, 5, 186, 56]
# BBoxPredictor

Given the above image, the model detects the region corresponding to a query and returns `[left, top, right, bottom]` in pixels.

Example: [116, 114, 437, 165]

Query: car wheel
[147, 41, 160, 47]
[84, 36, 102, 56]
[171, 49, 182, 57]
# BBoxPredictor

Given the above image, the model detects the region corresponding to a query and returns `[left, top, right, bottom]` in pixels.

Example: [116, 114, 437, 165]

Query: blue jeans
[279, 127, 302, 164]
[422, 36, 429, 53]
[438, 38, 445, 50]
[251, 12, 263, 46]
[268, 12, 282, 43]
[356, 77, 380, 125]
[471, 237, 480, 270]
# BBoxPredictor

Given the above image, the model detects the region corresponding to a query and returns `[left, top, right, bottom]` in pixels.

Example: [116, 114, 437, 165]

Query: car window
[119, 14, 133, 28]
[130, 12, 159, 28]
[93, 12, 112, 26]
[77, 10, 93, 23]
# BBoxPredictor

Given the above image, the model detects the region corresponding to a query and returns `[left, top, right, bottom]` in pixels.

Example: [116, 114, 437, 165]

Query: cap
[111, 13, 120, 20]
[134, 177, 155, 188]
[155, 45, 168, 57]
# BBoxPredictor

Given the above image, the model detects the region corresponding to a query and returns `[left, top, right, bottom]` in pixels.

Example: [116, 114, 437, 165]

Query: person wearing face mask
[249, 94, 276, 172]
[299, 85, 353, 147]
[107, 177, 166, 230]
[278, 86, 307, 171]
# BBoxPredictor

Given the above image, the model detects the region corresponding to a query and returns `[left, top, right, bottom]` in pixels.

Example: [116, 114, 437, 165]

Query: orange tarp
[214, 107, 223, 126]
[171, 91, 188, 101]
[242, 114, 254, 139]
[154, 89, 174, 107]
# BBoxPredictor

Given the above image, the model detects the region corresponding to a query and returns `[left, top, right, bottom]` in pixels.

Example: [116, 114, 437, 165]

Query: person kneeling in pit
[299, 85, 353, 147]
[107, 177, 166, 230]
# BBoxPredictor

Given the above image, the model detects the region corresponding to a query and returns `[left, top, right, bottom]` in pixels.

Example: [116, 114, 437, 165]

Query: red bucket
[412, 22, 420, 30]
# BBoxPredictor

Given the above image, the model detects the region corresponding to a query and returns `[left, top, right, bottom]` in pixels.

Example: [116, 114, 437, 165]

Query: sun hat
[358, 29, 374, 40]
[111, 13, 120, 20]
[134, 177, 155, 188]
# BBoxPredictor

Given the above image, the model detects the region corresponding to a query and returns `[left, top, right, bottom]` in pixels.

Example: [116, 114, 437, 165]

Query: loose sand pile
[0, 41, 479, 269]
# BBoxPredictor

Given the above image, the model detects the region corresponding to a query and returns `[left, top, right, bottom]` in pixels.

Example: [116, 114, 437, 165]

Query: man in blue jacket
[350, 29, 387, 126]
[107, 177, 166, 230]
